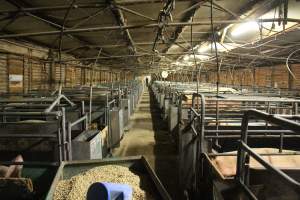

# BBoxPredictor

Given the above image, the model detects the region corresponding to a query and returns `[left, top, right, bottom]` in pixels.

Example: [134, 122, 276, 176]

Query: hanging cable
[210, 0, 221, 145]
[58, 0, 76, 86]
[285, 48, 299, 79]
[210, 0, 220, 92]
[152, 0, 175, 52]
[90, 48, 103, 86]
[190, 12, 200, 94]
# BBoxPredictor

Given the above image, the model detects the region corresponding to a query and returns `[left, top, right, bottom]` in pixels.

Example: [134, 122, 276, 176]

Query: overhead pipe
[47, 51, 300, 63]
[0, 18, 299, 39]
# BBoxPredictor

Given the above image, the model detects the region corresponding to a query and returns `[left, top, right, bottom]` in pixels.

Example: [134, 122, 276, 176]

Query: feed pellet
[53, 165, 154, 200]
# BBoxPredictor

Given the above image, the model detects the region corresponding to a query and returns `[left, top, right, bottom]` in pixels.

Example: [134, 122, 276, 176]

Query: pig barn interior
[0, 0, 300, 200]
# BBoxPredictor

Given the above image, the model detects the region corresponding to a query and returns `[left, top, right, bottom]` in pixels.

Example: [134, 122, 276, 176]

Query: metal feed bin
[160, 94, 165, 109]
[109, 107, 124, 148]
[45, 156, 172, 200]
[168, 104, 178, 133]
[158, 93, 161, 105]
[178, 108, 197, 198]
[179, 124, 197, 199]
[72, 130, 102, 160]
[163, 98, 171, 120]
[134, 89, 139, 108]
[120, 98, 130, 128]
[130, 93, 135, 115]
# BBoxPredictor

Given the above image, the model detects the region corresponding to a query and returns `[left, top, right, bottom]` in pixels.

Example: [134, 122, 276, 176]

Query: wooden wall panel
[227, 70, 234, 85]
[0, 53, 132, 94]
[233, 70, 242, 86]
[75, 67, 82, 86]
[31, 62, 41, 90]
[255, 67, 272, 87]
[0, 54, 8, 93]
[65, 66, 76, 87]
[219, 71, 227, 84]
[95, 71, 101, 83]
[31, 61, 50, 90]
[243, 69, 254, 86]
[200, 72, 207, 82]
[23, 58, 29, 93]
[272, 65, 289, 89]
[207, 72, 217, 83]
[7, 55, 23, 93]
[54, 64, 66, 87]
[85, 69, 91, 85]
[291, 64, 300, 90]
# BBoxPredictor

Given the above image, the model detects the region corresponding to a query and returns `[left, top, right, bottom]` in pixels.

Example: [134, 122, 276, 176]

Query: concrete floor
[113, 88, 179, 199]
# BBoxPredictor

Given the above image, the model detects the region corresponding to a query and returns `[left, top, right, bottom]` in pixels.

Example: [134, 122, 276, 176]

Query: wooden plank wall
[0, 53, 133, 94]
[290, 64, 300, 90]
[7, 55, 24, 93]
[0, 54, 8, 93]
[205, 64, 300, 91]
[164, 64, 300, 93]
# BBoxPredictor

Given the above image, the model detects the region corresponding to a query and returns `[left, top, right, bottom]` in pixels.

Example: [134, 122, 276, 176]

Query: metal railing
[67, 113, 89, 161]
[236, 109, 300, 199]
[178, 93, 206, 196]
[0, 109, 66, 163]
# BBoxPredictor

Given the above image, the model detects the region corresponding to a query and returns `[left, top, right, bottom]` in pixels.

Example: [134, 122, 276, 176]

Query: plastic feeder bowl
[87, 182, 133, 200]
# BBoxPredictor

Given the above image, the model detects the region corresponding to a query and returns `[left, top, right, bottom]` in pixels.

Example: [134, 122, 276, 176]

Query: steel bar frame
[67, 113, 89, 160]
[236, 109, 300, 198]
[0, 108, 66, 164]
[109, 1, 137, 56]
[49, 50, 300, 63]
[0, 18, 298, 39]
[0, 0, 185, 15]
[44, 94, 76, 112]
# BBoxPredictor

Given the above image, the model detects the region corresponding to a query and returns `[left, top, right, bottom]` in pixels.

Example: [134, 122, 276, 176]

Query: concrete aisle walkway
[113, 88, 179, 199]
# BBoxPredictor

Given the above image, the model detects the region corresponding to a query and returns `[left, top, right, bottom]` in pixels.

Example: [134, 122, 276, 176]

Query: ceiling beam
[167, 0, 286, 62]
[210, 1, 240, 19]
[1, 18, 299, 39]
[47, 51, 300, 63]
[116, 5, 155, 21]
[61, 39, 295, 52]
[108, 0, 136, 55]
[0, 1, 195, 15]
[4, 0, 112, 57]
[162, 1, 205, 53]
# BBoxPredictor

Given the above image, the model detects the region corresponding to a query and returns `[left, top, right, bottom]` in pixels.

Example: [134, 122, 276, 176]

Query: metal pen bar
[238, 180, 259, 200]
[247, 109, 300, 133]
[204, 130, 294, 134]
[57, 121, 63, 163]
[0, 134, 57, 138]
[0, 161, 59, 166]
[0, 98, 55, 103]
[70, 114, 89, 127]
[44, 94, 76, 112]
[236, 109, 300, 197]
[89, 86, 93, 123]
[61, 107, 67, 161]
[241, 141, 300, 189]
[191, 93, 205, 193]
[0, 111, 61, 116]
[67, 122, 72, 161]
[205, 134, 300, 139]
[67, 114, 89, 161]
[208, 152, 300, 156]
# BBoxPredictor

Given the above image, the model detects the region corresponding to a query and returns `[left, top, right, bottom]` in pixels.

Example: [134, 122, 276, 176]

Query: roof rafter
[4, 0, 112, 58]
[108, 0, 137, 55]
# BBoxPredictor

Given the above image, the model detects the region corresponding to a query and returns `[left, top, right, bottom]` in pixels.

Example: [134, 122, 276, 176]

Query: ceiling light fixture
[231, 21, 259, 37]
